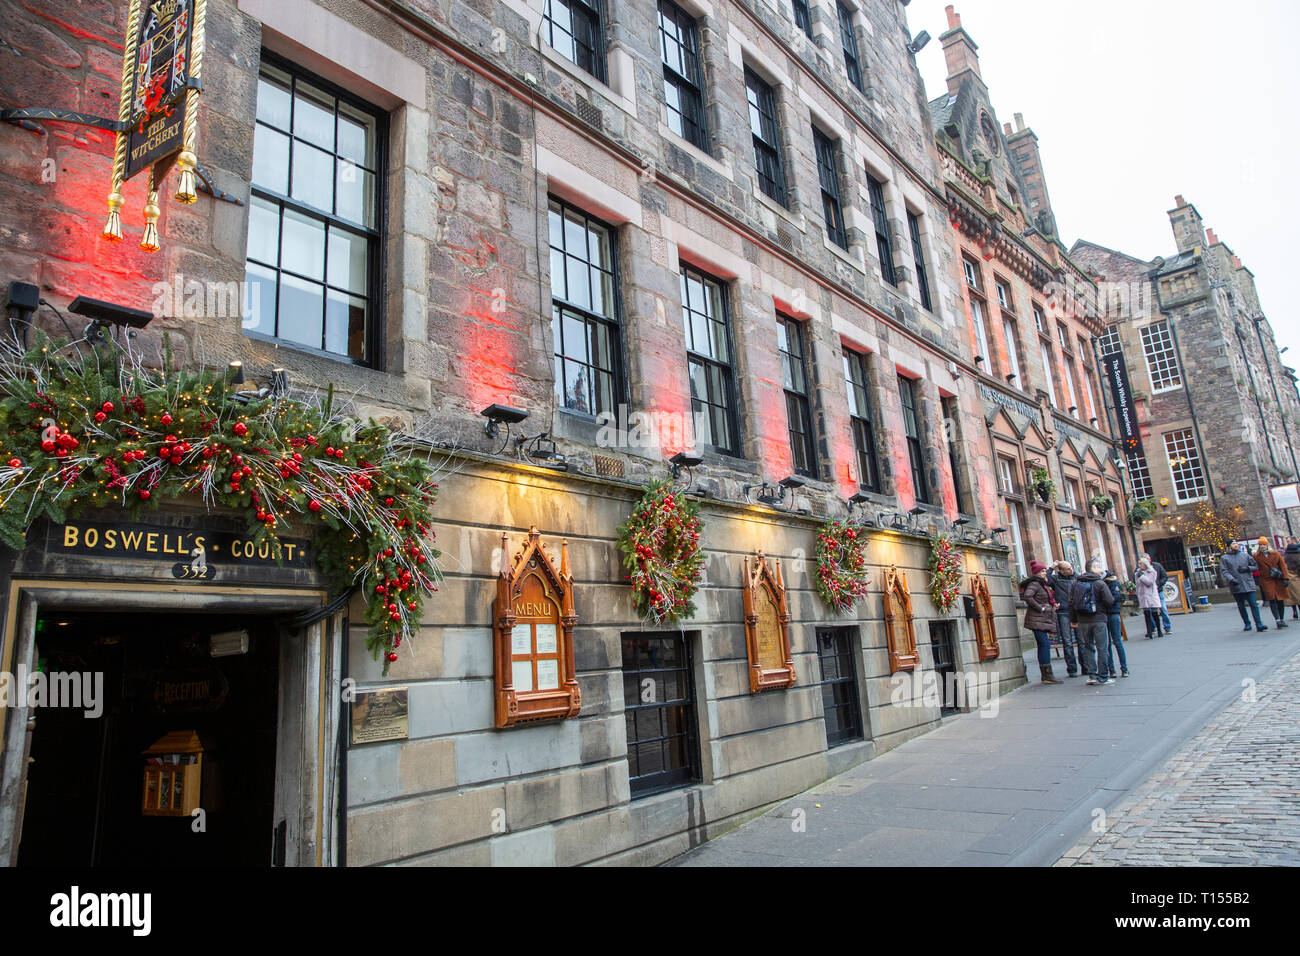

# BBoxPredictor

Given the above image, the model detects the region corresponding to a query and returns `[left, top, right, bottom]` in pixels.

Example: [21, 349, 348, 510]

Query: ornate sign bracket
[971, 573, 1000, 662]
[742, 549, 796, 693]
[493, 527, 580, 728]
[882, 565, 918, 673]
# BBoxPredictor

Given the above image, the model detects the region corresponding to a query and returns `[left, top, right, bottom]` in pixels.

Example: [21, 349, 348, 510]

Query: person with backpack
[1071, 557, 1117, 685]
[1103, 569, 1129, 677]
[1220, 541, 1265, 632]
[1047, 561, 1086, 678]
[1022, 561, 1062, 684]
[1135, 559, 1162, 640]
[1254, 537, 1290, 629]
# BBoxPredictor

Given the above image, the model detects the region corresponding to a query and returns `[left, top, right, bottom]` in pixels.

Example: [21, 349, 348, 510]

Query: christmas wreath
[0, 338, 441, 674]
[616, 479, 704, 625]
[814, 518, 872, 614]
[928, 533, 963, 614]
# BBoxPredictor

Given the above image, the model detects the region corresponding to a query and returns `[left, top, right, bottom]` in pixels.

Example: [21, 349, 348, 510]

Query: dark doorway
[17, 611, 279, 867]
[1145, 537, 1189, 578]
[928, 621, 960, 716]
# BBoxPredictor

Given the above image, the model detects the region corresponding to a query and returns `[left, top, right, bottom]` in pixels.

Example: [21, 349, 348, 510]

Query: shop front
[0, 510, 344, 866]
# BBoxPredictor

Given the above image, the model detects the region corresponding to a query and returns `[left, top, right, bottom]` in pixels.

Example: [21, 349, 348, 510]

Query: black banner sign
[1104, 353, 1144, 457]
[47, 520, 310, 569]
[124, 0, 195, 180]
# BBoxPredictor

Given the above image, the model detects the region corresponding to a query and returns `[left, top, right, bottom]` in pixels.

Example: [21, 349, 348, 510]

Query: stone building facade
[0, 0, 1025, 866]
[928, 6, 1134, 585]
[1072, 198, 1300, 590]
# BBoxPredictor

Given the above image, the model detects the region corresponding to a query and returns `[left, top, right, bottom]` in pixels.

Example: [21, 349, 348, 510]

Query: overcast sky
[906, 0, 1300, 370]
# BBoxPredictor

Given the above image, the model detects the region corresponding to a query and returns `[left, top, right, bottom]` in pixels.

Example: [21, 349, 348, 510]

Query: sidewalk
[668, 604, 1300, 866]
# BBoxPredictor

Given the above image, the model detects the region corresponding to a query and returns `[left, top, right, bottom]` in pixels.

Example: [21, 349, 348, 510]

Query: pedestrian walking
[1103, 569, 1129, 677]
[1071, 557, 1117, 685]
[1285, 537, 1300, 621]
[1138, 552, 1172, 634]
[1022, 561, 1062, 684]
[1254, 537, 1290, 629]
[1220, 541, 1266, 632]
[1135, 559, 1163, 640]
[1047, 561, 1085, 677]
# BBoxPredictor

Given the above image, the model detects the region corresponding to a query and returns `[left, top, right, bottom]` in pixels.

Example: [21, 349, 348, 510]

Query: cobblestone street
[1058, 644, 1300, 866]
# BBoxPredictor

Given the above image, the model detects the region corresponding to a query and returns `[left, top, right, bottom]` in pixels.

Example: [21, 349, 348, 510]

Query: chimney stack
[1207, 228, 1219, 245]
[1169, 195, 1206, 254]
[941, 5, 982, 95]
[1014, 112, 1025, 132]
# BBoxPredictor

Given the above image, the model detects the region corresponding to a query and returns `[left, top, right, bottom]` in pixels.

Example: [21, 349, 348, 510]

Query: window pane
[256, 70, 292, 130]
[293, 81, 336, 150]
[336, 102, 375, 168]
[251, 125, 289, 194]
[278, 273, 324, 349]
[247, 196, 280, 266]
[291, 142, 334, 209]
[244, 263, 277, 336]
[335, 163, 375, 227]
[280, 209, 326, 281]
[327, 226, 368, 294]
[325, 289, 367, 358]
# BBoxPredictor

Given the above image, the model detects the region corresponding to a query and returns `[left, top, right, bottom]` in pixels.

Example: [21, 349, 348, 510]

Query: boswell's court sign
[19, 515, 316, 588]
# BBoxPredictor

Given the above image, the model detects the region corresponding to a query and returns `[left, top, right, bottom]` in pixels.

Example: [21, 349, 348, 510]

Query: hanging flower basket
[928, 533, 964, 614]
[1090, 493, 1114, 516]
[1030, 468, 1056, 503]
[814, 518, 872, 614]
[0, 337, 442, 675]
[616, 479, 704, 625]
[1128, 498, 1156, 528]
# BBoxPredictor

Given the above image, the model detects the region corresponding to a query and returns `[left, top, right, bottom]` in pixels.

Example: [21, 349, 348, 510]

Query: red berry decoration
[814, 518, 872, 614]
[616, 479, 704, 625]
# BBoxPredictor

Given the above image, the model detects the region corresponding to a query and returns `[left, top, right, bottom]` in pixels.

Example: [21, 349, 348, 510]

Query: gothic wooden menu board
[743, 550, 796, 693]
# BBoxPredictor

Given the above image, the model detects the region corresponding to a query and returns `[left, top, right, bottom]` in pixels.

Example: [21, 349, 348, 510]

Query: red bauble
[7, 458, 21, 468]
[94, 412, 106, 423]
[160, 413, 172, 425]
[41, 439, 55, 453]
[308, 499, 322, 512]
[386, 652, 398, 662]
[139, 489, 150, 500]
[102, 401, 114, 413]
[233, 422, 248, 436]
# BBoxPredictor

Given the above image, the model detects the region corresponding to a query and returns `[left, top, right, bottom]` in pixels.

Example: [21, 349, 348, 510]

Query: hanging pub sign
[492, 527, 580, 728]
[1103, 352, 1144, 457]
[742, 550, 796, 693]
[103, 0, 209, 251]
[970, 573, 1000, 662]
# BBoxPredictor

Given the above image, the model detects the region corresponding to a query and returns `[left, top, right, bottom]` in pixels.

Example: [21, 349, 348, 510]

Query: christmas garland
[0, 338, 440, 674]
[616, 480, 704, 625]
[928, 533, 963, 614]
[814, 518, 871, 614]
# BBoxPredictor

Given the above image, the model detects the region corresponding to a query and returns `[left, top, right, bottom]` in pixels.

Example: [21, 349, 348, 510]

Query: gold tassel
[102, 191, 124, 242]
[174, 149, 198, 204]
[140, 170, 161, 253]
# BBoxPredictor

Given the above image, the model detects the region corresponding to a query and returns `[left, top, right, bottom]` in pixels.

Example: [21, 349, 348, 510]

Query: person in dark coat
[1103, 570, 1129, 677]
[1071, 558, 1117, 685]
[1220, 542, 1265, 632]
[1254, 537, 1290, 629]
[1047, 561, 1085, 677]
[1284, 537, 1300, 620]
[1021, 561, 1062, 684]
